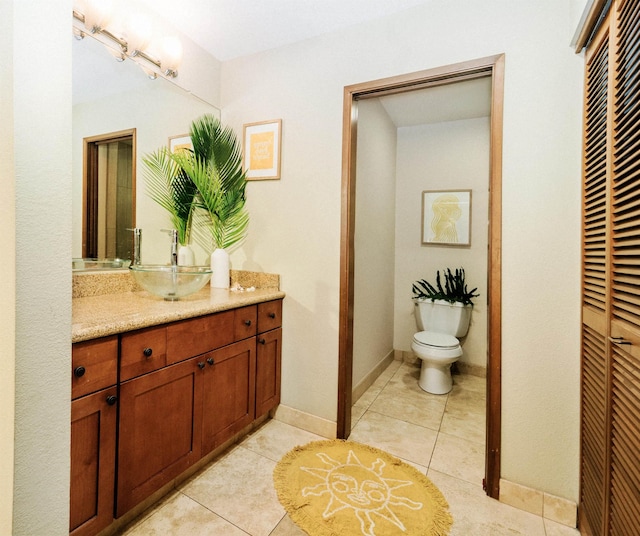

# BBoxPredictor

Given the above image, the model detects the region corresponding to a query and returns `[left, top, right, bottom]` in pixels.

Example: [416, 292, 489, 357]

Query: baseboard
[499, 478, 577, 528]
[352, 350, 395, 403]
[456, 361, 486, 378]
[273, 404, 336, 439]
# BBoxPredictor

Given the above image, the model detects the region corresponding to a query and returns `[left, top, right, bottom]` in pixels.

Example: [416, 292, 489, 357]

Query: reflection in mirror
[73, 33, 220, 267]
[83, 129, 136, 260]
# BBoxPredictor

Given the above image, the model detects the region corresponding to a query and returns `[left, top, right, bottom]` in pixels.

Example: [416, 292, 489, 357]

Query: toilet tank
[413, 298, 471, 337]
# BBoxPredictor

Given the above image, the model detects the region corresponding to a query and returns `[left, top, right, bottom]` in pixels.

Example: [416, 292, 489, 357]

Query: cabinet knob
[106, 395, 118, 406]
[244, 320, 252, 326]
[207, 357, 214, 366]
[198, 362, 206, 369]
[73, 366, 86, 378]
[268, 312, 276, 319]
[143, 347, 153, 358]
[258, 338, 266, 345]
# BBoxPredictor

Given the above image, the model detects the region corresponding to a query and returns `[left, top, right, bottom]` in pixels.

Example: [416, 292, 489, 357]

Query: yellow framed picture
[421, 189, 472, 247]
[243, 119, 282, 180]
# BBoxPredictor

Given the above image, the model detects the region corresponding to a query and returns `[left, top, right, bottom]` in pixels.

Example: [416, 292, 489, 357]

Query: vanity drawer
[166, 310, 235, 364]
[72, 336, 118, 399]
[234, 305, 257, 341]
[258, 300, 283, 333]
[120, 326, 167, 381]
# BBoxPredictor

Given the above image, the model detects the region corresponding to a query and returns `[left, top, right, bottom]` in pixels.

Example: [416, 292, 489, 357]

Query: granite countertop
[72, 270, 284, 343]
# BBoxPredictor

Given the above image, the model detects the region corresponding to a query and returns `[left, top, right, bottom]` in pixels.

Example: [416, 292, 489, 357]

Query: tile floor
[121, 360, 580, 535]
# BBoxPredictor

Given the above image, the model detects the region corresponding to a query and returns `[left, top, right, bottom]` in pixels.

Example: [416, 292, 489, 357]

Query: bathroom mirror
[72, 34, 220, 268]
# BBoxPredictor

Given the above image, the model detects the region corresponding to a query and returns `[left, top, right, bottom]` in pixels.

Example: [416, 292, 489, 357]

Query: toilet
[411, 298, 472, 394]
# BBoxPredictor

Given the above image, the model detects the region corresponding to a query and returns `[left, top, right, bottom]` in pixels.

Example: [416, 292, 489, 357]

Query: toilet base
[418, 361, 454, 395]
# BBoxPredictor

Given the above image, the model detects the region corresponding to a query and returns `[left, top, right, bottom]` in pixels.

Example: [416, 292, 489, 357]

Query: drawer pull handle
[268, 312, 276, 319]
[198, 362, 206, 369]
[258, 338, 266, 345]
[207, 357, 214, 366]
[74, 366, 86, 378]
[244, 320, 252, 326]
[143, 347, 153, 358]
[106, 395, 118, 406]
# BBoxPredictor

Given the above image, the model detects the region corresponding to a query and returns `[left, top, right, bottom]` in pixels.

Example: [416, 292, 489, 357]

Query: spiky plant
[142, 147, 198, 246]
[412, 268, 479, 306]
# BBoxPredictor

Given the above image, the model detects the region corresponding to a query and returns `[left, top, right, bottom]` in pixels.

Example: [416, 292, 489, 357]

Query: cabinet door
[202, 338, 256, 454]
[117, 358, 203, 517]
[70, 386, 117, 536]
[255, 328, 282, 417]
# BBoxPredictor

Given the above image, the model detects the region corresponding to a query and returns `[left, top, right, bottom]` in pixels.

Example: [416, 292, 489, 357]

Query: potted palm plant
[143, 114, 249, 287]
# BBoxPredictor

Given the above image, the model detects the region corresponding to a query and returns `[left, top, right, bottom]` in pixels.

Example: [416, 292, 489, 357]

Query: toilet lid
[413, 331, 459, 348]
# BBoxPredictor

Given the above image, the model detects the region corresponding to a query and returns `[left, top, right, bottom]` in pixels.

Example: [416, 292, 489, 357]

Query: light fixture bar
[72, 9, 179, 79]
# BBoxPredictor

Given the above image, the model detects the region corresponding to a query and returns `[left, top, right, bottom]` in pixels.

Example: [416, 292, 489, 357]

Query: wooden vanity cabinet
[116, 304, 262, 516]
[70, 336, 118, 536]
[201, 338, 256, 454]
[71, 299, 283, 532]
[256, 300, 283, 417]
[116, 356, 204, 517]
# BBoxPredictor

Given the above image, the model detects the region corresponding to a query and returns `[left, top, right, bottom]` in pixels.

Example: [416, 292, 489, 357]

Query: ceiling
[378, 78, 492, 128]
[74, 1, 492, 126]
[135, 0, 433, 61]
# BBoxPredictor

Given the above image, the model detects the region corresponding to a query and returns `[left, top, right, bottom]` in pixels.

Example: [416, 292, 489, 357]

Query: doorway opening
[337, 55, 504, 499]
[82, 128, 136, 260]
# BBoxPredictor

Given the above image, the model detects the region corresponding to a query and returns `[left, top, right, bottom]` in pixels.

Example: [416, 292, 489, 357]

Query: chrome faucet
[162, 229, 179, 266]
[127, 228, 142, 266]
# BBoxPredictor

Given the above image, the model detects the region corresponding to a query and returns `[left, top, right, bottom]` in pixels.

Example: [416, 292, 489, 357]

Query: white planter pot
[210, 248, 230, 289]
[177, 244, 195, 266]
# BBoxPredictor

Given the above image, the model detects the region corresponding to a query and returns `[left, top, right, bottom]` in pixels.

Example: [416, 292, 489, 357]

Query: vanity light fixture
[72, 2, 183, 80]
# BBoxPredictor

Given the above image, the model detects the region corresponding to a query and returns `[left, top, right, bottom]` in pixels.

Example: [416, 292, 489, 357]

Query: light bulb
[82, 0, 113, 32]
[125, 12, 152, 55]
[161, 36, 183, 76]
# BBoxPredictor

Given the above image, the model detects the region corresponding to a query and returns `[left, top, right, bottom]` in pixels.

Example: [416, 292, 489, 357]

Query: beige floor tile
[543, 518, 580, 535]
[368, 388, 446, 431]
[351, 398, 369, 424]
[268, 514, 308, 536]
[180, 446, 284, 536]
[451, 372, 486, 394]
[440, 404, 485, 445]
[427, 470, 546, 536]
[368, 367, 447, 431]
[240, 418, 323, 462]
[429, 431, 485, 486]
[122, 492, 247, 535]
[348, 410, 438, 468]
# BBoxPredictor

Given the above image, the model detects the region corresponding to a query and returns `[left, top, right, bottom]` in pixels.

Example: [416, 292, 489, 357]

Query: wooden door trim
[337, 54, 504, 499]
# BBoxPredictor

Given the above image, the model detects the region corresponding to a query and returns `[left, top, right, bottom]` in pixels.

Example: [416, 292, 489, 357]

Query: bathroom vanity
[70, 271, 284, 536]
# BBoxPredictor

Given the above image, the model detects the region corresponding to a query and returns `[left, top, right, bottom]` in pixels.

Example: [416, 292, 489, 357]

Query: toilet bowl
[411, 331, 462, 394]
[411, 298, 471, 395]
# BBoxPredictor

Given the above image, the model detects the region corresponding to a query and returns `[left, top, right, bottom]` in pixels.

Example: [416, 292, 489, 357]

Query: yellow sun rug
[273, 439, 452, 536]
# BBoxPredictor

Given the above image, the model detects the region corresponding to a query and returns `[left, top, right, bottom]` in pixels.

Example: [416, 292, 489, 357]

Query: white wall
[73, 82, 219, 264]
[394, 117, 489, 369]
[11, 1, 72, 534]
[352, 99, 397, 388]
[222, 0, 583, 500]
[0, 1, 16, 533]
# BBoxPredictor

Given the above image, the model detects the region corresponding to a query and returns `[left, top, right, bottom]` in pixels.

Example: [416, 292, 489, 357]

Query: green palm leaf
[143, 113, 249, 254]
[142, 147, 198, 245]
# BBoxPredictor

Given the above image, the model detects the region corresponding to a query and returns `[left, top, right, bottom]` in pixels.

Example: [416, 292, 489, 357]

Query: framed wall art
[168, 134, 192, 154]
[243, 119, 282, 180]
[421, 189, 472, 247]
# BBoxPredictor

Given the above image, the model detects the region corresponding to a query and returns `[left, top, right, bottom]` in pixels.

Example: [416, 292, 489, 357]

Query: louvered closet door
[581, 16, 611, 536]
[608, 0, 640, 533]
